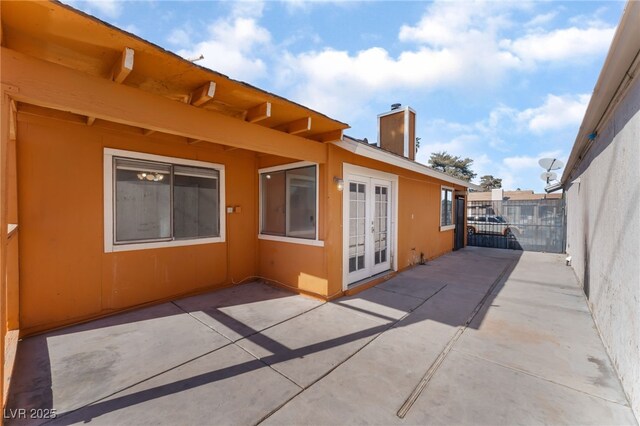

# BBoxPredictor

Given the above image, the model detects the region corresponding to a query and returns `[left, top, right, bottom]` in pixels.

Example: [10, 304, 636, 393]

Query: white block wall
[565, 75, 640, 419]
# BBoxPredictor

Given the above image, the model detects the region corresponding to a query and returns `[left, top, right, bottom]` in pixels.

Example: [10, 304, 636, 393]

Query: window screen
[173, 166, 219, 239]
[441, 188, 453, 226]
[115, 159, 171, 242]
[113, 157, 220, 244]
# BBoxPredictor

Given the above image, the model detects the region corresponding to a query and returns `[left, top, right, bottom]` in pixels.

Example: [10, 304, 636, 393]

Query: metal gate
[466, 198, 566, 253]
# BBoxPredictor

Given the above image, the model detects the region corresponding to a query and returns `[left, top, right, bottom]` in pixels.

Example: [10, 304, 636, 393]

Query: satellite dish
[540, 171, 557, 182]
[538, 158, 564, 171]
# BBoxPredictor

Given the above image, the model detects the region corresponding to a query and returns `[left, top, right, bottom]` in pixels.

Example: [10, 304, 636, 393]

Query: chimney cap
[391, 103, 401, 110]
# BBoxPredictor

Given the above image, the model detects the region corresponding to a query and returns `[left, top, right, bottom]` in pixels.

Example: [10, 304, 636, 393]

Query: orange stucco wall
[324, 144, 465, 297]
[255, 156, 330, 297]
[16, 108, 259, 334]
[14, 107, 466, 334]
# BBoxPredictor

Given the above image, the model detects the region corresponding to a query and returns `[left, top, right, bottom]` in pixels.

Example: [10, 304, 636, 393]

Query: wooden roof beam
[276, 116, 311, 135]
[111, 47, 134, 84]
[190, 81, 216, 107]
[2, 47, 327, 163]
[313, 129, 343, 143]
[246, 102, 271, 123]
[86, 116, 96, 126]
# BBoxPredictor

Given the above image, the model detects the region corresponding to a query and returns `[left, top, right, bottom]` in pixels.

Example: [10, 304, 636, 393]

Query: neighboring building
[0, 1, 476, 405]
[562, 1, 640, 420]
[466, 189, 565, 253]
[468, 189, 562, 224]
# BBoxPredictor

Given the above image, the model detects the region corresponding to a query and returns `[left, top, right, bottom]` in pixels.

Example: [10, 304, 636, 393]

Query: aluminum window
[440, 187, 453, 227]
[104, 149, 225, 252]
[260, 164, 317, 241]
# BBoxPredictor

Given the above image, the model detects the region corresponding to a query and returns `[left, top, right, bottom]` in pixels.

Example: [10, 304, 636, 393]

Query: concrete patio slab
[6, 247, 636, 426]
[457, 294, 627, 404]
[404, 350, 636, 425]
[49, 344, 301, 426]
[6, 302, 231, 418]
[174, 282, 322, 342]
[331, 286, 425, 325]
[457, 252, 627, 404]
[376, 274, 445, 300]
[235, 302, 387, 388]
[262, 324, 445, 426]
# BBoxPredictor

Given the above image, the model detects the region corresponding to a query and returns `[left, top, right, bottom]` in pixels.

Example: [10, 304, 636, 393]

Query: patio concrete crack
[451, 348, 631, 407]
[255, 283, 448, 426]
[396, 255, 519, 419]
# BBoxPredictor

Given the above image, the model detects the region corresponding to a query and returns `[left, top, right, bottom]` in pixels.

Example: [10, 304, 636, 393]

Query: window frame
[104, 148, 226, 253]
[258, 161, 323, 247]
[440, 185, 455, 231]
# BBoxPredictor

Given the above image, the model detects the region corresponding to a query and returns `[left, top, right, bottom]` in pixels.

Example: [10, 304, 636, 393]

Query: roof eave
[561, 0, 640, 185]
[335, 137, 481, 190]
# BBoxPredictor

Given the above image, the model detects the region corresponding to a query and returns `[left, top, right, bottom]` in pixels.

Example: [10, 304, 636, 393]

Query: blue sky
[65, 0, 625, 191]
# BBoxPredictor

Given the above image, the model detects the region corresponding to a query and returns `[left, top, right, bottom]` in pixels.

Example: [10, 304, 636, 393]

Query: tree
[428, 151, 476, 182]
[479, 175, 502, 191]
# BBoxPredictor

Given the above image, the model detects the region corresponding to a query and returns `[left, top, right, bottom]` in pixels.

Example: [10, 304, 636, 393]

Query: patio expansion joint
[169, 301, 236, 344]
[451, 348, 631, 408]
[255, 283, 449, 426]
[396, 255, 519, 419]
[226, 301, 334, 391]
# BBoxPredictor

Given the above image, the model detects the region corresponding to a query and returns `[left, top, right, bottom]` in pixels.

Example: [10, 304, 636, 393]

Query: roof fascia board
[20, 1, 348, 131]
[2, 47, 327, 163]
[335, 138, 479, 190]
[561, 0, 640, 184]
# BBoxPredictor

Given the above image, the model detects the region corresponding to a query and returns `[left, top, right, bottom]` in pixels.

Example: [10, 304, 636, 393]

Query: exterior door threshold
[346, 270, 395, 296]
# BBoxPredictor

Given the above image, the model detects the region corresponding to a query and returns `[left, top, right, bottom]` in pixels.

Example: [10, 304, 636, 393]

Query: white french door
[344, 173, 393, 285]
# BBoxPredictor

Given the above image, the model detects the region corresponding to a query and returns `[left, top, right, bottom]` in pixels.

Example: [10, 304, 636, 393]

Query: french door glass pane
[115, 158, 171, 242]
[374, 185, 388, 266]
[349, 182, 367, 273]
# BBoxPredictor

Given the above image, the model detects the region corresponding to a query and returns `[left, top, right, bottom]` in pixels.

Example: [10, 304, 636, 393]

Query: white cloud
[500, 26, 615, 64]
[168, 28, 191, 46]
[525, 11, 558, 28]
[502, 155, 540, 170]
[276, 1, 610, 125]
[416, 94, 577, 191]
[177, 17, 271, 82]
[65, 0, 123, 18]
[230, 0, 265, 19]
[517, 93, 590, 133]
[86, 0, 121, 18]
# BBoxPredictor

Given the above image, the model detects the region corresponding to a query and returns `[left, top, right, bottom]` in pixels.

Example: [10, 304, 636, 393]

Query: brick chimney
[377, 104, 416, 160]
